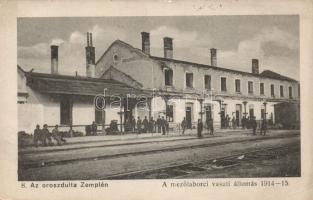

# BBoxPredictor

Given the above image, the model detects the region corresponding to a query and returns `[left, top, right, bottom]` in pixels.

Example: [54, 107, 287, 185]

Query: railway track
[101, 144, 300, 179]
[19, 133, 299, 170]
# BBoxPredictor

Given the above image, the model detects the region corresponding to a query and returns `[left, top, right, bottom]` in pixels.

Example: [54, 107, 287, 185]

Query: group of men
[222, 115, 268, 135]
[242, 116, 267, 135]
[181, 117, 214, 139]
[33, 124, 66, 147]
[126, 115, 169, 135]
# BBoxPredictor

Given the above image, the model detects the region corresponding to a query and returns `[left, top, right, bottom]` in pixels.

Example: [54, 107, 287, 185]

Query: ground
[18, 129, 300, 180]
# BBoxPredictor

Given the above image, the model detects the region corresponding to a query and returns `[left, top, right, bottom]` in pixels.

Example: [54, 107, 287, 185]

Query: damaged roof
[150, 56, 298, 83]
[259, 70, 298, 82]
[25, 72, 149, 97]
[100, 40, 298, 83]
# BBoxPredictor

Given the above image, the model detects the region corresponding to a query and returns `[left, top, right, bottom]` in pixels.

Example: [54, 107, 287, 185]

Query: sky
[17, 15, 299, 80]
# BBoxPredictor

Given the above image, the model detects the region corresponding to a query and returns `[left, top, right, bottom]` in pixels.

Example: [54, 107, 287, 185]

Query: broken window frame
[248, 81, 254, 94]
[221, 77, 227, 92]
[235, 79, 241, 93]
[185, 72, 194, 88]
[164, 68, 173, 86]
[204, 75, 211, 90]
[260, 83, 265, 95]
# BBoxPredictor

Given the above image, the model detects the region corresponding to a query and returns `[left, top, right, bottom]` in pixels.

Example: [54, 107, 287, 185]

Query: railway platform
[19, 129, 298, 154]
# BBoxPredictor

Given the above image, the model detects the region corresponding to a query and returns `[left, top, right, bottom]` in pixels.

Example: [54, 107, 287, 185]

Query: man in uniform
[68, 125, 74, 137]
[52, 125, 66, 145]
[42, 124, 52, 146]
[241, 116, 246, 129]
[91, 121, 97, 136]
[137, 116, 142, 134]
[197, 119, 203, 139]
[225, 115, 230, 128]
[260, 117, 267, 136]
[207, 117, 214, 135]
[232, 116, 237, 129]
[149, 117, 155, 133]
[131, 116, 136, 132]
[142, 116, 149, 133]
[161, 116, 166, 135]
[165, 119, 169, 135]
[181, 117, 186, 135]
[33, 124, 41, 147]
[251, 116, 257, 135]
[156, 115, 162, 133]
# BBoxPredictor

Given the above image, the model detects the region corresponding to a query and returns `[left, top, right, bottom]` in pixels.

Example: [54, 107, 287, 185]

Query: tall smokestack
[90, 33, 93, 47]
[141, 32, 150, 55]
[87, 32, 90, 47]
[252, 59, 259, 74]
[163, 37, 173, 59]
[51, 45, 58, 74]
[86, 32, 95, 77]
[210, 48, 217, 67]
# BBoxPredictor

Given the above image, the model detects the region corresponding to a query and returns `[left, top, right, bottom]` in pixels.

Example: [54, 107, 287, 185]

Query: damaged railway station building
[18, 31, 300, 134]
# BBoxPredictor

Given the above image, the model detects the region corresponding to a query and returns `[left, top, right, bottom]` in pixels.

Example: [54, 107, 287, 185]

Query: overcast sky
[17, 15, 299, 80]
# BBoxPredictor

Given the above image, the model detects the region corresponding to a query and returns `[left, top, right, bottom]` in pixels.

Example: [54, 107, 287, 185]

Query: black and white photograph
[16, 15, 301, 181]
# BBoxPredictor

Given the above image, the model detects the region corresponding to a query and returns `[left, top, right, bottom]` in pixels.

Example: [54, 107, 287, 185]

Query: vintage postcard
[0, 0, 313, 200]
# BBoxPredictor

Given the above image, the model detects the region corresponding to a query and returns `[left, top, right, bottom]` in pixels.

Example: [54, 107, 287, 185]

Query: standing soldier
[142, 116, 149, 133]
[42, 124, 52, 146]
[241, 116, 246, 129]
[251, 116, 257, 135]
[161, 116, 166, 135]
[149, 117, 155, 133]
[197, 119, 203, 139]
[208, 117, 214, 135]
[226, 115, 230, 128]
[131, 116, 136, 132]
[260, 117, 267, 136]
[181, 117, 186, 135]
[232, 116, 236, 129]
[246, 116, 251, 129]
[137, 117, 142, 134]
[165, 119, 169, 135]
[156, 115, 162, 133]
[33, 124, 41, 147]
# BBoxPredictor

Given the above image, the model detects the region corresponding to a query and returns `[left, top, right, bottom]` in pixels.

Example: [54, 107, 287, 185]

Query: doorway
[124, 98, 135, 132]
[249, 108, 254, 118]
[205, 105, 212, 122]
[60, 96, 72, 125]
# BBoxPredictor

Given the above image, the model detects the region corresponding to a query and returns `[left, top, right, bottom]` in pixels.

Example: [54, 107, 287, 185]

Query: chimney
[210, 48, 217, 67]
[252, 59, 259, 74]
[141, 32, 150, 55]
[86, 32, 96, 77]
[51, 45, 58, 74]
[163, 37, 173, 59]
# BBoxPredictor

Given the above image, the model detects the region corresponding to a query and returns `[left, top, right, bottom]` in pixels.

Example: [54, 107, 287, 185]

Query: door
[249, 108, 254, 118]
[124, 98, 134, 132]
[205, 105, 212, 122]
[60, 97, 72, 125]
[186, 106, 192, 129]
